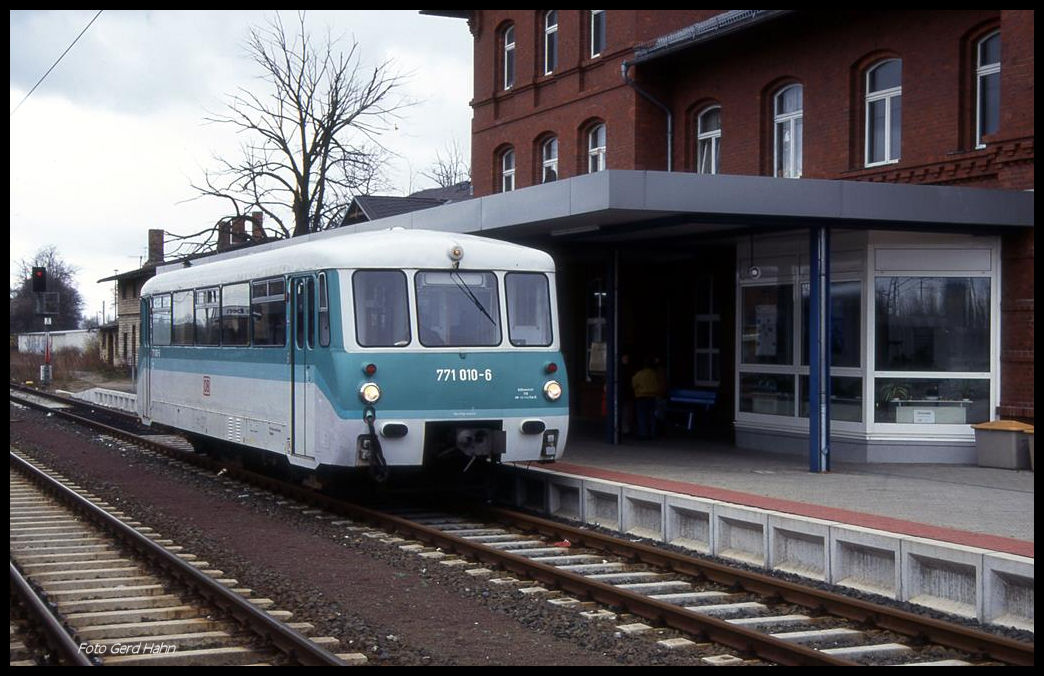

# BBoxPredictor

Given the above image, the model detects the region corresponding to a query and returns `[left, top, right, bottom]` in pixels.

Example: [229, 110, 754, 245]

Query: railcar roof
[141, 229, 555, 295]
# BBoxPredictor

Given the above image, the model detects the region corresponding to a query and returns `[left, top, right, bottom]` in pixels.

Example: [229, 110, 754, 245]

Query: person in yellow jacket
[631, 356, 661, 439]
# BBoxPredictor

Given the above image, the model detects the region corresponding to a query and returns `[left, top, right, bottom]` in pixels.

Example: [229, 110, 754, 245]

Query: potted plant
[879, 382, 910, 403]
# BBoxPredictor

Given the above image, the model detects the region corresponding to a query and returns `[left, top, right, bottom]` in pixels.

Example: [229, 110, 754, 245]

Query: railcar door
[139, 297, 151, 419]
[290, 275, 317, 458]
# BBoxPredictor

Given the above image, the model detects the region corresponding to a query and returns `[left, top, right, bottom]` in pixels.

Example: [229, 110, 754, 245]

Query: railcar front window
[506, 273, 553, 346]
[252, 278, 286, 346]
[353, 270, 410, 347]
[416, 271, 501, 347]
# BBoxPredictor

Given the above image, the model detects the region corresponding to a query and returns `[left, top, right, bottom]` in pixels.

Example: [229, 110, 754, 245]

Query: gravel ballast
[10, 404, 717, 666]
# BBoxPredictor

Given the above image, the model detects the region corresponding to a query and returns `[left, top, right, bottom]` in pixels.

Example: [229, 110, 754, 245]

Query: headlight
[359, 382, 382, 404]
[543, 380, 563, 401]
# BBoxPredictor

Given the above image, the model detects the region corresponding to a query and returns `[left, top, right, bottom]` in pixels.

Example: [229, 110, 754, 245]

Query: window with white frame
[738, 282, 866, 422]
[541, 136, 559, 183]
[736, 234, 866, 425]
[865, 59, 901, 166]
[502, 24, 515, 90]
[774, 85, 803, 178]
[976, 31, 1000, 148]
[799, 280, 863, 422]
[739, 283, 795, 417]
[697, 106, 721, 175]
[500, 147, 516, 192]
[587, 123, 606, 173]
[590, 10, 605, 58]
[544, 10, 558, 75]
[873, 274, 991, 426]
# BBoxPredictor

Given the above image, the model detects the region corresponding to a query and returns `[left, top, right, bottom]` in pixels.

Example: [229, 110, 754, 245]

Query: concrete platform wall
[65, 387, 138, 415]
[504, 466, 1033, 632]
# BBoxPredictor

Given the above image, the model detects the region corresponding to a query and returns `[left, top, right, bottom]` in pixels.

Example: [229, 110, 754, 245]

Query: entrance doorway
[561, 242, 736, 443]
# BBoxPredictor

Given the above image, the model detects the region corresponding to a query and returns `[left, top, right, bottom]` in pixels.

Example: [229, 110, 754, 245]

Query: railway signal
[31, 266, 47, 292]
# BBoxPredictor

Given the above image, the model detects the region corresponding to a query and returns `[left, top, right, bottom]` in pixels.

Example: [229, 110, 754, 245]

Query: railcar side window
[506, 273, 553, 346]
[172, 290, 194, 345]
[195, 287, 221, 345]
[353, 270, 410, 347]
[416, 271, 501, 347]
[151, 294, 172, 346]
[252, 278, 286, 346]
[293, 278, 317, 350]
[221, 283, 250, 345]
[318, 273, 330, 347]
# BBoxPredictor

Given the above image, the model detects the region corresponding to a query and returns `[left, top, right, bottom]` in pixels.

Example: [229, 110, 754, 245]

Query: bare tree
[194, 12, 409, 237]
[421, 138, 470, 188]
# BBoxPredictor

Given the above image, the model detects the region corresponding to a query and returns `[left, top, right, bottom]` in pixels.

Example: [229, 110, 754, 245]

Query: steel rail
[476, 503, 1035, 667]
[9, 450, 348, 667]
[375, 511, 858, 666]
[10, 561, 95, 666]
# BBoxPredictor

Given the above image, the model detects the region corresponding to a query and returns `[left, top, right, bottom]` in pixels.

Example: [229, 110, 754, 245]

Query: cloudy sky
[9, 9, 474, 323]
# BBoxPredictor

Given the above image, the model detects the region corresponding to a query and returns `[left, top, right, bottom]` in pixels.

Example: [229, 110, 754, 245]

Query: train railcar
[136, 228, 567, 479]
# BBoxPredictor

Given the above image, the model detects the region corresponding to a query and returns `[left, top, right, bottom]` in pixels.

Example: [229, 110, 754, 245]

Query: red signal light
[363, 363, 377, 376]
[544, 362, 558, 374]
[31, 267, 47, 292]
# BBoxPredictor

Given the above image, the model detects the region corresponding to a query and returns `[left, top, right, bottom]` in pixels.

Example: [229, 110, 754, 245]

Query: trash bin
[971, 420, 1034, 470]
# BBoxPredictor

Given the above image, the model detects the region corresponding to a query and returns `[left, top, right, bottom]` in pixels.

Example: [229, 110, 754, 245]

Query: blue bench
[666, 388, 717, 431]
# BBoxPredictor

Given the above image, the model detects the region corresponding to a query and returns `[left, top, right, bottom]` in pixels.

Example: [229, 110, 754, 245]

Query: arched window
[697, 106, 721, 175]
[544, 11, 558, 75]
[500, 147, 516, 192]
[502, 24, 516, 90]
[541, 136, 559, 183]
[587, 123, 606, 173]
[774, 85, 803, 178]
[865, 59, 901, 166]
[976, 31, 1000, 147]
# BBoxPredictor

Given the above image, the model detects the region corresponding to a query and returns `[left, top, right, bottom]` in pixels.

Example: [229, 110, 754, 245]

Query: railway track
[380, 506, 1030, 666]
[9, 451, 358, 666]
[10, 385, 1035, 666]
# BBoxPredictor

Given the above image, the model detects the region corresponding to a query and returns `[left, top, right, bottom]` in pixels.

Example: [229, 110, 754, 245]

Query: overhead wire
[11, 9, 104, 117]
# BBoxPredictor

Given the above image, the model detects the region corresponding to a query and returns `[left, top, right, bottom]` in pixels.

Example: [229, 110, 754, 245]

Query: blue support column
[809, 227, 831, 472]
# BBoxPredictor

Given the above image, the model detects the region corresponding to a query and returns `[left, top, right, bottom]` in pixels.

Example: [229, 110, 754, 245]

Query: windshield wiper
[451, 270, 496, 326]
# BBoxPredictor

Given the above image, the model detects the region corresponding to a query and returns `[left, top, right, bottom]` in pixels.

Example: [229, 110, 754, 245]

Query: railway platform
[553, 425, 1034, 552]
[501, 425, 1034, 632]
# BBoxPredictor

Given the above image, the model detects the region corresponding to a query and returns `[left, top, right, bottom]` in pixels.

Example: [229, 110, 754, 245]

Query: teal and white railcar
[136, 229, 567, 477]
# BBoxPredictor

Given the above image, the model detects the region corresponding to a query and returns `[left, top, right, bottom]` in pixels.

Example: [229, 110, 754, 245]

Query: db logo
[202, 376, 211, 397]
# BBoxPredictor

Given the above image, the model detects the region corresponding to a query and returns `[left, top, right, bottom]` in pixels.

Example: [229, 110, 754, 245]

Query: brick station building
[414, 10, 1034, 464]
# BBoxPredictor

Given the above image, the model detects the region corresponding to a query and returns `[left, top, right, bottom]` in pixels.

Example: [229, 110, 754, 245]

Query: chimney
[250, 211, 265, 241]
[216, 219, 231, 252]
[147, 229, 164, 263]
[230, 216, 247, 245]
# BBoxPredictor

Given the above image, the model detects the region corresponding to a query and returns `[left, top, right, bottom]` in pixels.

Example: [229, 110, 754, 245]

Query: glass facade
[735, 232, 997, 446]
